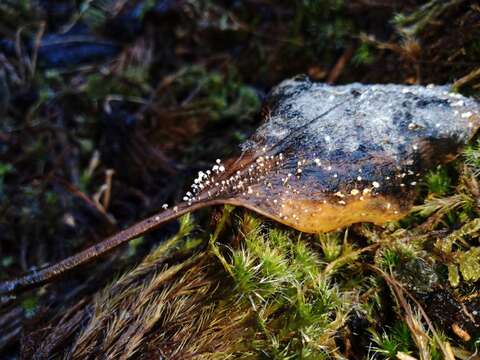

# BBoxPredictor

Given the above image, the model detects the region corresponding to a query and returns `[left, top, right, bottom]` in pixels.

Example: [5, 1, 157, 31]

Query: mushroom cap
[196, 77, 480, 233]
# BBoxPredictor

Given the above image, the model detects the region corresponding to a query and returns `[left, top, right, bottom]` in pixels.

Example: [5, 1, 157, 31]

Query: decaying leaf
[197, 78, 480, 232]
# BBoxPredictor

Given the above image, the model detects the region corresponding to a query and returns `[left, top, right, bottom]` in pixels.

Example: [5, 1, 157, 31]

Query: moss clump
[425, 166, 452, 197]
[221, 214, 349, 358]
[369, 321, 414, 359]
[464, 139, 480, 177]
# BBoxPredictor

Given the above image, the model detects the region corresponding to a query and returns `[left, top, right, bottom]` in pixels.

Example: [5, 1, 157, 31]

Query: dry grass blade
[453, 67, 480, 92]
[69, 254, 202, 359]
[323, 243, 378, 276]
[370, 265, 455, 360]
[412, 194, 472, 229]
[64, 214, 251, 360]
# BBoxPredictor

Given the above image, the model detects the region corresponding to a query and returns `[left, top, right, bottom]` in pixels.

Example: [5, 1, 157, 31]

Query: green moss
[79, 0, 119, 29]
[464, 139, 480, 176]
[21, 296, 39, 319]
[353, 42, 376, 65]
[298, 0, 352, 51]
[455, 247, 480, 282]
[212, 214, 350, 357]
[436, 218, 480, 253]
[167, 65, 260, 122]
[447, 263, 460, 287]
[231, 249, 260, 299]
[317, 232, 342, 262]
[0, 162, 13, 197]
[393, 0, 461, 37]
[380, 248, 402, 271]
[85, 67, 151, 100]
[369, 321, 413, 359]
[1, 256, 13, 267]
[425, 166, 452, 196]
[0, 162, 13, 177]
[291, 240, 321, 281]
[127, 236, 145, 257]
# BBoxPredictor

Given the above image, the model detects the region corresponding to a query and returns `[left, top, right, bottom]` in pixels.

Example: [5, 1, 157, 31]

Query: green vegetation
[1, 0, 480, 358]
[425, 166, 452, 197]
[369, 321, 413, 359]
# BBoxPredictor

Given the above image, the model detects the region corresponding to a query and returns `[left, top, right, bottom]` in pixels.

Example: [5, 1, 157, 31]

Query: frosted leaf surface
[248, 77, 479, 159]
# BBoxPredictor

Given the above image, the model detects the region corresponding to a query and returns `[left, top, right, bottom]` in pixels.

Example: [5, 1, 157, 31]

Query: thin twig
[370, 265, 454, 360]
